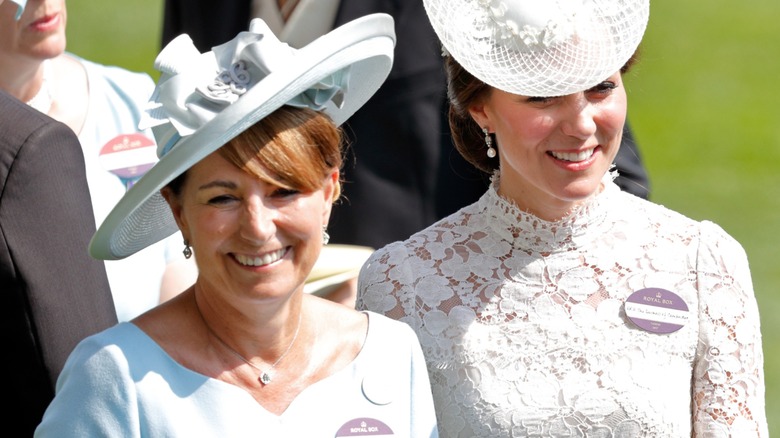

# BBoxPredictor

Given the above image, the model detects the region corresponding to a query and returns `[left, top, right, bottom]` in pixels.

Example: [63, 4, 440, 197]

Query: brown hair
[444, 55, 495, 174]
[444, 47, 641, 175]
[166, 106, 343, 200]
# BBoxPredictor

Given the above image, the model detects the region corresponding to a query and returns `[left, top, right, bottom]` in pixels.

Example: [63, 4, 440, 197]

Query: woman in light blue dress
[36, 14, 438, 437]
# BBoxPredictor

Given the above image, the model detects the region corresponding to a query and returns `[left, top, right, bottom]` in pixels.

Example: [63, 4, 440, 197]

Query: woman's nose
[559, 96, 597, 140]
[239, 197, 275, 243]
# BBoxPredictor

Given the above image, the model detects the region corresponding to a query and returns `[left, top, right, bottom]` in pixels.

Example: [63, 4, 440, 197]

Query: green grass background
[67, 0, 779, 432]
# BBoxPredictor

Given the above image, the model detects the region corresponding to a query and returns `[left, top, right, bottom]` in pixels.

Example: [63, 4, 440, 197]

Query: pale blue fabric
[35, 312, 439, 437]
[10, 0, 25, 20]
[73, 54, 184, 322]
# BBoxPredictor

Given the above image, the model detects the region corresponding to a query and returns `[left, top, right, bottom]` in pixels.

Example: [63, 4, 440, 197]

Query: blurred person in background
[0, 0, 196, 321]
[2, 4, 115, 435]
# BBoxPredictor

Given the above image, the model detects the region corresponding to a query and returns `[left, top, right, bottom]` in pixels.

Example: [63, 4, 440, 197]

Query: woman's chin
[559, 180, 604, 203]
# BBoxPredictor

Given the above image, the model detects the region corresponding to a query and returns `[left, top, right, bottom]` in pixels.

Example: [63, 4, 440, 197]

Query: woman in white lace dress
[356, 0, 768, 436]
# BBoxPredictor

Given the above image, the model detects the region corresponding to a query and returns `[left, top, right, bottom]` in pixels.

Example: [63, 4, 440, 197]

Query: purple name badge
[98, 133, 157, 190]
[335, 418, 394, 437]
[624, 287, 689, 334]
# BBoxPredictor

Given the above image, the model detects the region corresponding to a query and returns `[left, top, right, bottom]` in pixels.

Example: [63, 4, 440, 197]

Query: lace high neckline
[478, 170, 617, 254]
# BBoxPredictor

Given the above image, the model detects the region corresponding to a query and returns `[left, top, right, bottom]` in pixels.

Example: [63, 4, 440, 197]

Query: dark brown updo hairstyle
[166, 106, 344, 200]
[444, 47, 640, 175]
[444, 55, 495, 174]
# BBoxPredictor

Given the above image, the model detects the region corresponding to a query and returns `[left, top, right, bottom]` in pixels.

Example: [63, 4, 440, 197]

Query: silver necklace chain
[26, 60, 52, 115]
[198, 303, 303, 385]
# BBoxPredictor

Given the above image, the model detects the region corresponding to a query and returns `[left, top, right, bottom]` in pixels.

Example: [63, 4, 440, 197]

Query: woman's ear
[161, 187, 189, 239]
[468, 102, 490, 131]
[321, 168, 339, 224]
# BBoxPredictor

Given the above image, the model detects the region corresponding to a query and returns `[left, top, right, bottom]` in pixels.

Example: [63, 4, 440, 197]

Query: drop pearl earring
[484, 128, 497, 158]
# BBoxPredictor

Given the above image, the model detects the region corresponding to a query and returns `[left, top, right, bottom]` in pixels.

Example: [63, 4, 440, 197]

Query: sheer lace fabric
[357, 177, 767, 437]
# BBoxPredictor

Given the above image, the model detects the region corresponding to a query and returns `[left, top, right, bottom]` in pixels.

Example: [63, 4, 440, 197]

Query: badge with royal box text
[335, 418, 394, 437]
[624, 287, 690, 334]
[98, 133, 157, 190]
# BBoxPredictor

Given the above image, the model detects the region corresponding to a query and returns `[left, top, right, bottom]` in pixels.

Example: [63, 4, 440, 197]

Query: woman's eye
[207, 194, 236, 205]
[272, 188, 300, 198]
[527, 96, 554, 104]
[589, 81, 617, 95]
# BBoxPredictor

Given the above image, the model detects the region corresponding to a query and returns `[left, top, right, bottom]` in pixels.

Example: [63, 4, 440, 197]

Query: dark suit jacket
[162, 0, 650, 248]
[0, 91, 117, 435]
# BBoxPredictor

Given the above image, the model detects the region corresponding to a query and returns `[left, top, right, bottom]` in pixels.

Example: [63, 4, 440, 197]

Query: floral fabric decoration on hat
[142, 19, 350, 158]
[483, 0, 580, 49]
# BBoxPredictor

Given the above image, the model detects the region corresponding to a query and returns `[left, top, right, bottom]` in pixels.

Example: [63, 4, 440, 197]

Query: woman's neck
[192, 283, 305, 360]
[496, 180, 604, 222]
[0, 55, 48, 104]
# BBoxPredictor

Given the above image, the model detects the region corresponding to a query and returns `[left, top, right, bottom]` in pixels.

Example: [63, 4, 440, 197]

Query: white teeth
[235, 249, 286, 267]
[550, 149, 594, 162]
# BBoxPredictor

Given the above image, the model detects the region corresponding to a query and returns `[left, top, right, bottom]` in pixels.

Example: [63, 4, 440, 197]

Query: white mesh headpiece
[423, 0, 649, 97]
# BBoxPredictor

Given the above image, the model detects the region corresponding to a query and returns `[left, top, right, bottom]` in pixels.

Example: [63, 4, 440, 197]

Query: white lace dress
[357, 175, 767, 437]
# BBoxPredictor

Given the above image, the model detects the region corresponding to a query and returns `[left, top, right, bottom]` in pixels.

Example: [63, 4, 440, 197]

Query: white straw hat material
[423, 0, 649, 97]
[89, 14, 396, 260]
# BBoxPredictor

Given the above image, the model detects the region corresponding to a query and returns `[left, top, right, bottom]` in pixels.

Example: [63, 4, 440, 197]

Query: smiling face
[162, 108, 343, 306]
[165, 151, 337, 304]
[469, 72, 627, 220]
[0, 0, 67, 63]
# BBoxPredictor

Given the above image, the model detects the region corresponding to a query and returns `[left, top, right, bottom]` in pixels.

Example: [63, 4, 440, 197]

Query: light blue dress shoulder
[35, 311, 438, 437]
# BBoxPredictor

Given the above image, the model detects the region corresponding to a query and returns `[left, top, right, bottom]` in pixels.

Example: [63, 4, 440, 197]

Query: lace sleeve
[357, 241, 415, 323]
[692, 221, 768, 437]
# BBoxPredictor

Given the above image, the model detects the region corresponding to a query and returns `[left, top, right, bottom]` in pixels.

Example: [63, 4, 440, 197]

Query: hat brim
[90, 14, 396, 260]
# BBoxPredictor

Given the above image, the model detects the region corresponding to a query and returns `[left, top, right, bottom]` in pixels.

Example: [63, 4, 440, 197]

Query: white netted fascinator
[90, 14, 396, 260]
[423, 0, 649, 97]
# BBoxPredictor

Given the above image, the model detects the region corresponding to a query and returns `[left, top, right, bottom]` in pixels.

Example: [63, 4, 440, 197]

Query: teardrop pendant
[483, 128, 497, 158]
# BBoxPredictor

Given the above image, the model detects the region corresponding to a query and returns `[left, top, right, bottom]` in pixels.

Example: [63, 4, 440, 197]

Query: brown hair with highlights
[166, 106, 343, 200]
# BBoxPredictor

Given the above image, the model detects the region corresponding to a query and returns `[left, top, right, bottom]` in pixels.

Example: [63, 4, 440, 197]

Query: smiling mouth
[235, 248, 287, 267]
[31, 13, 58, 26]
[549, 148, 595, 162]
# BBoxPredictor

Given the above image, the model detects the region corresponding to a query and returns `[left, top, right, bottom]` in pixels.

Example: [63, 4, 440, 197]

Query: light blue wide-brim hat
[90, 14, 396, 260]
[10, 0, 26, 19]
